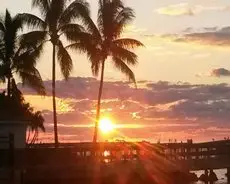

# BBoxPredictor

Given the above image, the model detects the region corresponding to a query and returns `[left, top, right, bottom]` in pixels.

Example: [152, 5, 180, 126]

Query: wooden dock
[1, 140, 230, 184]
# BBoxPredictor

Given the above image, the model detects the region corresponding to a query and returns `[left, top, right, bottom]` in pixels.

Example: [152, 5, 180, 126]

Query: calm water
[191, 169, 228, 184]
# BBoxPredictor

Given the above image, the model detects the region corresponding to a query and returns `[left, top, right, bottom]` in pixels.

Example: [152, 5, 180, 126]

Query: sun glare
[99, 118, 115, 134]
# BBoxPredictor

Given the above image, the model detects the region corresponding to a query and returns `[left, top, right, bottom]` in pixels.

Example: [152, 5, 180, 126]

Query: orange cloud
[18, 78, 230, 143]
[24, 95, 74, 114]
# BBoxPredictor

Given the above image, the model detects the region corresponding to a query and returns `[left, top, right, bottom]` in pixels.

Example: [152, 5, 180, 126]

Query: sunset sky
[2, 0, 230, 143]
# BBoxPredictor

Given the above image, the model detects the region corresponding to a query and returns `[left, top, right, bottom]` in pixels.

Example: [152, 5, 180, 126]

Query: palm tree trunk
[52, 43, 59, 148]
[31, 131, 38, 145]
[26, 128, 31, 144]
[93, 60, 106, 143]
[7, 77, 11, 97]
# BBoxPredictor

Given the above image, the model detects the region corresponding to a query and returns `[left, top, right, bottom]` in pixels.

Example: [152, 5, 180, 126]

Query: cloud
[203, 27, 218, 32]
[124, 25, 147, 34]
[123, 25, 147, 37]
[159, 26, 230, 47]
[155, 3, 195, 16]
[183, 27, 218, 33]
[211, 68, 230, 77]
[155, 3, 224, 17]
[17, 77, 230, 142]
[183, 27, 230, 46]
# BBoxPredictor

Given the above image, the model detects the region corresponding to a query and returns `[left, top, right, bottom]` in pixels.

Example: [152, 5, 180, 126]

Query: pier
[1, 139, 230, 184]
[4, 140, 229, 170]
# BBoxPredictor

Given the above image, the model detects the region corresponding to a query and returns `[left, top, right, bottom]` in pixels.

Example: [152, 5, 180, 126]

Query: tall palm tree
[67, 0, 144, 142]
[19, 0, 91, 147]
[0, 10, 45, 97]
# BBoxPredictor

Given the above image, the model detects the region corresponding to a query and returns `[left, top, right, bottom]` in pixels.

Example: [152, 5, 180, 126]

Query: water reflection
[191, 169, 227, 184]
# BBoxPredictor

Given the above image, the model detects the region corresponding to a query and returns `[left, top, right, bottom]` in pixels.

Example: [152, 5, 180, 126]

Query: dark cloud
[18, 77, 230, 142]
[185, 32, 230, 46]
[203, 27, 218, 32]
[19, 77, 133, 100]
[183, 27, 194, 33]
[165, 26, 230, 46]
[211, 68, 230, 77]
[182, 27, 218, 34]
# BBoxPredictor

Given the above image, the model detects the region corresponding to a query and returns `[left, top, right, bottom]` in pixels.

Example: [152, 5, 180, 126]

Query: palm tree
[67, 0, 144, 142]
[19, 0, 91, 147]
[27, 111, 45, 145]
[0, 10, 45, 97]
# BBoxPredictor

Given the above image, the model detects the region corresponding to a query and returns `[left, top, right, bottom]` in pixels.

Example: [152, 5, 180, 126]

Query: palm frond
[113, 7, 135, 38]
[113, 38, 144, 49]
[0, 64, 7, 83]
[0, 76, 6, 83]
[111, 0, 125, 22]
[31, 111, 45, 132]
[111, 44, 138, 65]
[60, 1, 101, 42]
[91, 59, 101, 76]
[19, 67, 46, 95]
[112, 56, 136, 85]
[66, 42, 85, 53]
[0, 21, 5, 33]
[4, 10, 17, 62]
[14, 43, 44, 70]
[4, 9, 12, 28]
[30, 43, 45, 61]
[58, 0, 90, 27]
[57, 41, 73, 80]
[0, 14, 5, 31]
[67, 39, 102, 76]
[98, 0, 124, 39]
[12, 14, 25, 31]
[19, 31, 48, 49]
[18, 13, 46, 30]
[32, 0, 50, 17]
[14, 52, 35, 70]
[46, 0, 65, 31]
[59, 23, 84, 41]
[80, 14, 102, 42]
[97, 0, 110, 39]
[0, 43, 6, 61]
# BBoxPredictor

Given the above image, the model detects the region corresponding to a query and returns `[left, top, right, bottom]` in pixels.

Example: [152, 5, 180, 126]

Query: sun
[99, 118, 115, 134]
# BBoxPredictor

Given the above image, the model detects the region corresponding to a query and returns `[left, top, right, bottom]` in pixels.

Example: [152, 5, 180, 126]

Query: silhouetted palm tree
[68, 0, 143, 142]
[27, 111, 45, 145]
[0, 10, 45, 97]
[19, 0, 91, 147]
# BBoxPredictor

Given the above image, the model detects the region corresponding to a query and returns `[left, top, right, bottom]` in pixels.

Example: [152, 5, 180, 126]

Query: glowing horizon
[2, 0, 230, 143]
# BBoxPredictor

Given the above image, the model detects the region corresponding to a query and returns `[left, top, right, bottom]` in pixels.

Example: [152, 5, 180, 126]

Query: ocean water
[191, 169, 228, 184]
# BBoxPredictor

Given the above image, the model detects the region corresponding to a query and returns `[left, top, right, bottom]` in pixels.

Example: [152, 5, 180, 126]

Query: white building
[0, 121, 27, 149]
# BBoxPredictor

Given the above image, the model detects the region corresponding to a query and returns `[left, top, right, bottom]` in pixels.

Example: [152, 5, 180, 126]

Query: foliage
[68, 0, 144, 83]
[18, 0, 91, 80]
[0, 0, 143, 144]
[0, 10, 45, 97]
[67, 0, 144, 142]
[0, 85, 45, 144]
[19, 0, 92, 146]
